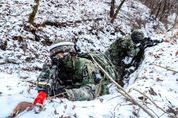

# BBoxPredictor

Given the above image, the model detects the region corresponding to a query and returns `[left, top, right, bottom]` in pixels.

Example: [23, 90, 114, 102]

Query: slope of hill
[0, 0, 178, 118]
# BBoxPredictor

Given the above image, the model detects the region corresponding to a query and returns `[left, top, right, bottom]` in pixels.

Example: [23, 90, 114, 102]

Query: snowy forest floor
[0, 0, 178, 118]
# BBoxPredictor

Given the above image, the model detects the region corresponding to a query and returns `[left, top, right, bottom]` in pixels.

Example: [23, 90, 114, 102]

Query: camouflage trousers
[47, 84, 103, 101]
[48, 83, 108, 101]
[65, 84, 97, 101]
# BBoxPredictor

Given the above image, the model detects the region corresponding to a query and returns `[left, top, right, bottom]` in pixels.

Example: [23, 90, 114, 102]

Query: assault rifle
[129, 38, 163, 70]
[36, 65, 59, 92]
[36, 54, 66, 95]
[143, 37, 163, 48]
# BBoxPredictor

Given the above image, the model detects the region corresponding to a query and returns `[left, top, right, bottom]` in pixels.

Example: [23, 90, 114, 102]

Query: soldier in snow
[10, 41, 122, 116]
[33, 41, 120, 105]
[106, 30, 163, 80]
[10, 30, 162, 116]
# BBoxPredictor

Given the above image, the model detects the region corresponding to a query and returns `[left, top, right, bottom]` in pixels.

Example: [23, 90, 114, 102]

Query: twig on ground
[153, 64, 178, 73]
[113, 102, 121, 118]
[89, 53, 155, 118]
[106, 95, 122, 102]
[47, 92, 67, 100]
[132, 88, 173, 117]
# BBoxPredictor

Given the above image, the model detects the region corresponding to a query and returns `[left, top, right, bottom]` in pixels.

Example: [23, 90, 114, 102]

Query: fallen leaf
[138, 96, 144, 100]
[63, 116, 71, 118]
[148, 87, 157, 96]
[72, 105, 76, 110]
[99, 98, 104, 102]
[64, 105, 67, 109]
[156, 77, 163, 81]
[175, 51, 178, 56]
[9, 101, 34, 118]
[154, 54, 160, 58]
[164, 39, 170, 43]
[73, 113, 77, 118]
[54, 109, 59, 115]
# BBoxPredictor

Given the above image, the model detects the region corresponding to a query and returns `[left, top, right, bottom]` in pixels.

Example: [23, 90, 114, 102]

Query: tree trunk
[110, 0, 115, 18]
[28, 0, 40, 24]
[110, 0, 126, 23]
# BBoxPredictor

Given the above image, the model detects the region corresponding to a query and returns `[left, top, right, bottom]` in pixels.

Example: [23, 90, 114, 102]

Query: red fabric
[33, 91, 47, 105]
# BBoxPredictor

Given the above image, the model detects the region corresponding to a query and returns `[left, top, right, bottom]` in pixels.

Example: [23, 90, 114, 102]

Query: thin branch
[167, 13, 178, 31]
[154, 64, 178, 73]
[132, 88, 171, 117]
[111, 0, 126, 23]
[47, 92, 67, 100]
[145, 105, 160, 118]
[89, 53, 155, 118]
[106, 95, 122, 102]
[113, 102, 121, 118]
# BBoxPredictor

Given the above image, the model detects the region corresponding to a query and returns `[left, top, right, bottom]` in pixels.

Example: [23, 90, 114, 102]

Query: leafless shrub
[128, 12, 148, 30]
[139, 0, 178, 30]
[110, 0, 126, 23]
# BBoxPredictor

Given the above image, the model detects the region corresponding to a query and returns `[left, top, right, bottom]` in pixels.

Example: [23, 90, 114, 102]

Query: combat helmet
[131, 30, 144, 44]
[49, 41, 76, 58]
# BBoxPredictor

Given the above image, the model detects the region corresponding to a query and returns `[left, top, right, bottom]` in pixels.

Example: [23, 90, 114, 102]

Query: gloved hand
[33, 103, 44, 114]
[33, 91, 47, 114]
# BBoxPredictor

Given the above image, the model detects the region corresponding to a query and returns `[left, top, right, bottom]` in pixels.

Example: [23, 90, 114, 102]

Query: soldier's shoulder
[113, 35, 132, 44]
[76, 55, 93, 65]
[118, 36, 131, 46]
[123, 35, 132, 41]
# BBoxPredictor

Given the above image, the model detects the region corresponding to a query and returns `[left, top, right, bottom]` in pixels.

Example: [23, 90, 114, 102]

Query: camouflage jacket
[105, 36, 141, 78]
[36, 53, 118, 101]
[106, 36, 141, 66]
[105, 35, 163, 79]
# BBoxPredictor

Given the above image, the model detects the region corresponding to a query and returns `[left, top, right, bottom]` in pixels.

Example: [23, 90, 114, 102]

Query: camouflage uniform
[105, 34, 142, 79]
[105, 30, 162, 79]
[36, 52, 118, 101]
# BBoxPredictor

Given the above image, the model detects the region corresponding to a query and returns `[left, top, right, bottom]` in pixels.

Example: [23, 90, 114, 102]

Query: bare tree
[110, 0, 126, 23]
[154, 0, 162, 20]
[28, 0, 40, 24]
[139, 0, 178, 30]
[110, 0, 115, 18]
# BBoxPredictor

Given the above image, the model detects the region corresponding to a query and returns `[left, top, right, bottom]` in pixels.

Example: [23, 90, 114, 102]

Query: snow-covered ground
[0, 0, 178, 118]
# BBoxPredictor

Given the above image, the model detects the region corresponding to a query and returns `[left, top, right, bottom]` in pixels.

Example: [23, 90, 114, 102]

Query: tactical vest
[51, 52, 118, 90]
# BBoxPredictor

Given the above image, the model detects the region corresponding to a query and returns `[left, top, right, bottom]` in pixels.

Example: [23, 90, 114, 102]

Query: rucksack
[78, 52, 118, 80]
